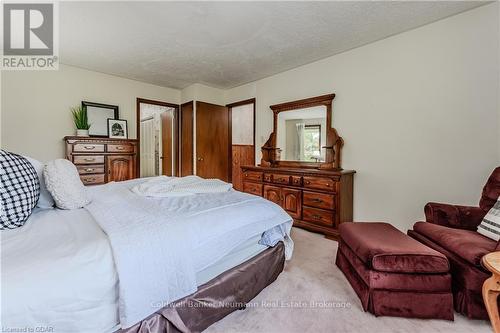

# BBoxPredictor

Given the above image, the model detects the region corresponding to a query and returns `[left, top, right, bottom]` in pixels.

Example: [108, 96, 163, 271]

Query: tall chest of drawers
[64, 136, 137, 185]
[241, 165, 355, 240]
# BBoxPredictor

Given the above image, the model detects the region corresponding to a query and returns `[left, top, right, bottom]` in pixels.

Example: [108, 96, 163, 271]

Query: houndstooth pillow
[0, 150, 40, 229]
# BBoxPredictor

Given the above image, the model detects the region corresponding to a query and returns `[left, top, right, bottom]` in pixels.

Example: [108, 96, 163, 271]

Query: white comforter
[1, 208, 119, 333]
[132, 175, 233, 197]
[86, 178, 293, 329]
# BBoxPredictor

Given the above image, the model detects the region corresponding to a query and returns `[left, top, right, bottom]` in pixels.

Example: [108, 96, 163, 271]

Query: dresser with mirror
[241, 94, 355, 240]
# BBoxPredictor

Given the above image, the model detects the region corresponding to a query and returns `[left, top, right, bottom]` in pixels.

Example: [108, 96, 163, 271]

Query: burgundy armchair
[408, 167, 500, 319]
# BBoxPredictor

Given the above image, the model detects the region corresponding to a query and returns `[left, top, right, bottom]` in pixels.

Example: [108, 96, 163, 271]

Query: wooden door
[107, 155, 135, 182]
[264, 185, 282, 206]
[196, 101, 229, 181]
[180, 101, 194, 176]
[231, 145, 255, 191]
[282, 187, 302, 219]
[160, 111, 173, 176]
[232, 147, 241, 190]
[228, 99, 255, 187]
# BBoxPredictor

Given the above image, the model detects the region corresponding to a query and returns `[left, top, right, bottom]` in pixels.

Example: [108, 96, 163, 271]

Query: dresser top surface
[64, 136, 138, 143]
[241, 165, 355, 176]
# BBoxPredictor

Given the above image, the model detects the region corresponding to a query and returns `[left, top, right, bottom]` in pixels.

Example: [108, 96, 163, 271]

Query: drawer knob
[313, 198, 323, 203]
[84, 158, 95, 162]
[84, 146, 95, 150]
[305, 181, 310, 184]
[312, 214, 322, 220]
[85, 168, 94, 172]
[116, 146, 124, 150]
[326, 183, 331, 187]
[245, 173, 248, 177]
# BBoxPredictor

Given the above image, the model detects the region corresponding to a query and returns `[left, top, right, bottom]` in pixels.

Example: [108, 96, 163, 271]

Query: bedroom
[1, 1, 499, 332]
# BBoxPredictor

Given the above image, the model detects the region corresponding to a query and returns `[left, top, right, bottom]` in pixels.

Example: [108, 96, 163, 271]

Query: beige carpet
[205, 227, 491, 333]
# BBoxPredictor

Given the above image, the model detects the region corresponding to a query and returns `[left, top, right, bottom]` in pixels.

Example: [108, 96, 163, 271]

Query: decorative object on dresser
[242, 93, 355, 239]
[107, 119, 128, 139]
[64, 136, 137, 185]
[70, 105, 91, 137]
[82, 101, 119, 137]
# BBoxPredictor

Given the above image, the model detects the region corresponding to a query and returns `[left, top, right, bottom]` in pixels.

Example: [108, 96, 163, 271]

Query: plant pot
[76, 129, 89, 137]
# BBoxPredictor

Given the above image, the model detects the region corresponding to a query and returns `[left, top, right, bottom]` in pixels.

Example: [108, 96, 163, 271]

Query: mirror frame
[82, 101, 119, 137]
[261, 93, 343, 170]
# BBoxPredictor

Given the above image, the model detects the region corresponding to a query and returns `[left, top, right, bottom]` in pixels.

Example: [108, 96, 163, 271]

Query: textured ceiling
[60, 1, 487, 89]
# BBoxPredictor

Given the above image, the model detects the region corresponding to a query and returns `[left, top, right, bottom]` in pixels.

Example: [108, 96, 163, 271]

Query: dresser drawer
[108, 144, 134, 153]
[73, 155, 105, 165]
[243, 182, 263, 196]
[271, 174, 290, 185]
[291, 176, 302, 187]
[303, 206, 334, 227]
[77, 165, 105, 175]
[242, 170, 263, 182]
[80, 174, 105, 185]
[303, 191, 335, 210]
[73, 143, 105, 153]
[303, 176, 336, 192]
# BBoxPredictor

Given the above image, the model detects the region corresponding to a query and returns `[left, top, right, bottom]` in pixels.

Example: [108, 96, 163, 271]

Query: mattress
[196, 234, 267, 285]
[1, 207, 268, 333]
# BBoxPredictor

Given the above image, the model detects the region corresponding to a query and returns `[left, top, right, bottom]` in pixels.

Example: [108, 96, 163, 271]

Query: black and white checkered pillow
[0, 150, 40, 229]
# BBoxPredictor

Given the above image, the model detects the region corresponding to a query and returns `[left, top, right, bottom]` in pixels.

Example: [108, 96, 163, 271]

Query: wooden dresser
[241, 166, 354, 239]
[64, 136, 137, 185]
[245, 93, 355, 239]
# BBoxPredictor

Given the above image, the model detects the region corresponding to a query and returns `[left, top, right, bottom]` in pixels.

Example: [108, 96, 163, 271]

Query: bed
[1, 177, 293, 333]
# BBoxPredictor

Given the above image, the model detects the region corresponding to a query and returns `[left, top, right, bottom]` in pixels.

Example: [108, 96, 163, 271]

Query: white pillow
[478, 196, 500, 241]
[24, 156, 55, 209]
[43, 159, 91, 209]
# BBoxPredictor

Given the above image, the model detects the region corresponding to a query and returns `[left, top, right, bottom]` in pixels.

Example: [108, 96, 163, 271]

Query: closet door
[180, 101, 194, 176]
[196, 101, 229, 181]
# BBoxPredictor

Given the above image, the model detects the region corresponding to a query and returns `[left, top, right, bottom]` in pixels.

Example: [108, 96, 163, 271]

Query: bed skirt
[119, 242, 285, 333]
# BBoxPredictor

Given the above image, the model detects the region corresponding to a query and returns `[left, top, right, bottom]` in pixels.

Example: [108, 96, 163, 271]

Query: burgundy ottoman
[336, 222, 454, 320]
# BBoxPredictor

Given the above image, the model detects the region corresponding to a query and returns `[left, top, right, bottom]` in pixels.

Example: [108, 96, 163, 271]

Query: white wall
[1, 64, 180, 161]
[181, 83, 225, 105]
[225, 3, 500, 230]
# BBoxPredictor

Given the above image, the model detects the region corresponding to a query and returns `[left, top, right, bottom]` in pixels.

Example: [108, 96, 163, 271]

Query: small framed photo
[107, 119, 128, 139]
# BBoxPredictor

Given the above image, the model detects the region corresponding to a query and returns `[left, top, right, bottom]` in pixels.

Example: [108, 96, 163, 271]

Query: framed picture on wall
[107, 119, 128, 139]
[82, 101, 119, 137]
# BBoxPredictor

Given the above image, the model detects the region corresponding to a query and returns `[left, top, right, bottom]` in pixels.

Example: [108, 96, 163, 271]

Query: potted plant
[71, 105, 91, 136]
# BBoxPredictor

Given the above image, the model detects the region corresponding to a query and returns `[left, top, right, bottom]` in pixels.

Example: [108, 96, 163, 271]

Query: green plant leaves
[71, 106, 91, 130]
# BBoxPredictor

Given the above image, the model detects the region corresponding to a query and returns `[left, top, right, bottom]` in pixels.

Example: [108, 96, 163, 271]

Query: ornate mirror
[261, 94, 343, 170]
